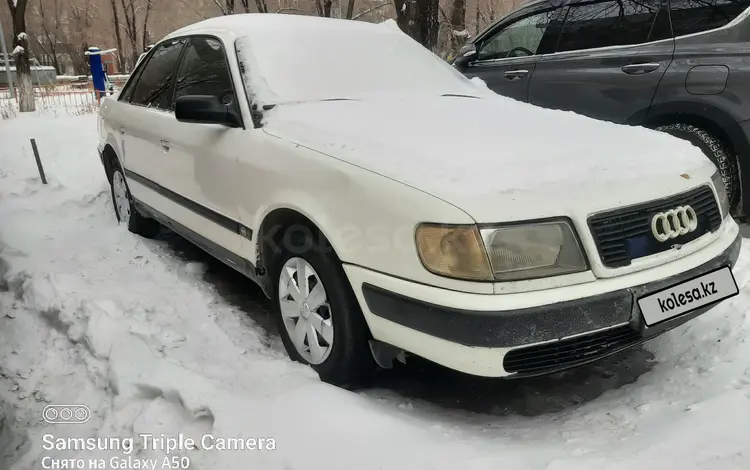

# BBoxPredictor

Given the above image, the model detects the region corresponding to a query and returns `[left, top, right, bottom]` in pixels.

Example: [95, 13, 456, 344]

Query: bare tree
[142, 0, 153, 50]
[7, 0, 35, 111]
[438, 0, 468, 59]
[110, 0, 125, 70]
[120, 0, 154, 70]
[394, 0, 439, 50]
[67, 0, 95, 74]
[31, 0, 62, 73]
[214, 0, 235, 14]
[251, 0, 268, 13]
[121, 0, 139, 67]
[345, 0, 355, 18]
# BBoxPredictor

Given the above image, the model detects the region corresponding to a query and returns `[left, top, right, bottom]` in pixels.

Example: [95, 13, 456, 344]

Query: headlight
[415, 224, 493, 281]
[415, 220, 588, 282]
[480, 220, 588, 281]
[711, 170, 730, 218]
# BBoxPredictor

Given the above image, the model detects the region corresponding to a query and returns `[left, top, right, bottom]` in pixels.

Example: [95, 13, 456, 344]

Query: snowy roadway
[1, 113, 749, 469]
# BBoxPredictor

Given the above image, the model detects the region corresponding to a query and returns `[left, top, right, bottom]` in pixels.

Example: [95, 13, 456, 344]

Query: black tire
[270, 228, 376, 388]
[656, 123, 740, 212]
[109, 163, 161, 239]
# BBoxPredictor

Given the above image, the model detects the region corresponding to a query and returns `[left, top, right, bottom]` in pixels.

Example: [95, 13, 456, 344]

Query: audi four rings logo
[651, 205, 698, 242]
[43, 405, 91, 424]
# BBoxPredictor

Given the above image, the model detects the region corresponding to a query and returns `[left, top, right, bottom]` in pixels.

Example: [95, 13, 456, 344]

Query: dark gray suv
[453, 0, 750, 216]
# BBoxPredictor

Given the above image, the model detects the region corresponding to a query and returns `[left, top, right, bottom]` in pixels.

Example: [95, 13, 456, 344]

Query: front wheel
[271, 231, 376, 387]
[110, 166, 160, 238]
[656, 123, 740, 212]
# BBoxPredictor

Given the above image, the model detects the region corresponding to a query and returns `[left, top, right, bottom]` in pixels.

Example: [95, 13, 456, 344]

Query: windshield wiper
[441, 93, 480, 99]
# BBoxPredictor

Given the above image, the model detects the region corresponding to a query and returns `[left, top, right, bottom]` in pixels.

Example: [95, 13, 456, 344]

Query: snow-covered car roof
[164, 14, 490, 107]
[165, 13, 376, 39]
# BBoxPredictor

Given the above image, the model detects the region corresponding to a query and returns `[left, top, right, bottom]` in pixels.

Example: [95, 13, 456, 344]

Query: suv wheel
[271, 230, 375, 387]
[110, 166, 161, 238]
[656, 123, 740, 212]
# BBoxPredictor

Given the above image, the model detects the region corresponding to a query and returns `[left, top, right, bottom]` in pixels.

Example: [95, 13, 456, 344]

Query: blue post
[87, 47, 106, 102]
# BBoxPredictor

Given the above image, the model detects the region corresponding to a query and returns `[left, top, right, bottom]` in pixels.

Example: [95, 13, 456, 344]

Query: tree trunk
[120, 0, 138, 70]
[7, 0, 35, 112]
[323, 0, 332, 16]
[253, 0, 267, 13]
[448, 0, 466, 57]
[393, 0, 439, 49]
[110, 0, 125, 71]
[450, 0, 466, 35]
[142, 0, 153, 52]
[345, 0, 355, 18]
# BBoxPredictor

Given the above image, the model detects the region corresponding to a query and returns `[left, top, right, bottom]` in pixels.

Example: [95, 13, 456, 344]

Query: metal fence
[0, 76, 130, 118]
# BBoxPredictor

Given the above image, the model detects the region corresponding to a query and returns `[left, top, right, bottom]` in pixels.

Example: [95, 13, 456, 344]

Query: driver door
[463, 6, 563, 102]
[159, 35, 247, 257]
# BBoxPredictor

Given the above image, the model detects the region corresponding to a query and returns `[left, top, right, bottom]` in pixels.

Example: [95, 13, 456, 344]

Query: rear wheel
[110, 165, 160, 238]
[656, 123, 740, 212]
[271, 228, 376, 388]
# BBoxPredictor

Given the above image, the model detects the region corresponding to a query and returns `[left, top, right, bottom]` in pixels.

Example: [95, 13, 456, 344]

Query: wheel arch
[256, 206, 345, 292]
[637, 101, 750, 215]
[101, 143, 120, 183]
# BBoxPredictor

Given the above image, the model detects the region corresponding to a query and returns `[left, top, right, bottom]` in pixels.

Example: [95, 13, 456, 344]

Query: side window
[129, 38, 186, 110]
[173, 37, 235, 103]
[477, 9, 559, 61]
[118, 53, 150, 103]
[556, 0, 662, 53]
[670, 0, 750, 37]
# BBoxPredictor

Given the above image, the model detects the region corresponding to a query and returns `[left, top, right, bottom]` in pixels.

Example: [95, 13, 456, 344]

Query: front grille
[503, 326, 640, 375]
[588, 185, 721, 268]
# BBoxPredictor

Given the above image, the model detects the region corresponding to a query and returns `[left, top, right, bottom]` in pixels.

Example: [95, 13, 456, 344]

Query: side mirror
[175, 95, 242, 128]
[452, 43, 477, 71]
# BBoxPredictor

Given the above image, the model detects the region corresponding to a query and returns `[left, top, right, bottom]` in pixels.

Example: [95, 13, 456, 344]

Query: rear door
[528, 0, 674, 123]
[463, 5, 563, 102]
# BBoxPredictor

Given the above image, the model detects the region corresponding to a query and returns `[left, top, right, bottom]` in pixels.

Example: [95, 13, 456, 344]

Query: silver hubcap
[112, 171, 131, 225]
[278, 257, 333, 365]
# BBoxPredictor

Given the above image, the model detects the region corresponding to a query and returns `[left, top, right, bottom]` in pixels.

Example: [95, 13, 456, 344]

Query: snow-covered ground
[1, 112, 749, 470]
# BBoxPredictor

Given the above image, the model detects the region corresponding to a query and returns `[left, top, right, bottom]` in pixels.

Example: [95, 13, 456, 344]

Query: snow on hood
[262, 94, 715, 221]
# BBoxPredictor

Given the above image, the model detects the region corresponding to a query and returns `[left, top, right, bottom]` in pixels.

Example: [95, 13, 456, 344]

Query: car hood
[261, 95, 717, 223]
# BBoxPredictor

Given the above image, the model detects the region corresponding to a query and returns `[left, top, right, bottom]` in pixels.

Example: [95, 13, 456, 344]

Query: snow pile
[0, 111, 750, 470]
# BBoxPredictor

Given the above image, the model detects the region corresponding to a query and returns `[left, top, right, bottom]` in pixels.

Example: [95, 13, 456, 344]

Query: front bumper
[346, 222, 742, 378]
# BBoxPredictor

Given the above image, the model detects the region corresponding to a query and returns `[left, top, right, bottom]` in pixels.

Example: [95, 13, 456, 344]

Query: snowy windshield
[235, 22, 483, 105]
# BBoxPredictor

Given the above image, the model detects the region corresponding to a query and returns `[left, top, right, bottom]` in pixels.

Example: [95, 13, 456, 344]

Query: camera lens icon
[43, 405, 90, 424]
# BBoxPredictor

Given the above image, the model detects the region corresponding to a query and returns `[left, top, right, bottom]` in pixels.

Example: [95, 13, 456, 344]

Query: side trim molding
[134, 199, 267, 295]
[124, 169, 253, 240]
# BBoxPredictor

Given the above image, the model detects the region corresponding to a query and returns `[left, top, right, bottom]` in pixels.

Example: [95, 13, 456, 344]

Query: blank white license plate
[638, 266, 739, 326]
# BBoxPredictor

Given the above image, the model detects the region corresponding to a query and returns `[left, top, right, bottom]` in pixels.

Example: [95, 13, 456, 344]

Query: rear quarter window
[670, 0, 750, 36]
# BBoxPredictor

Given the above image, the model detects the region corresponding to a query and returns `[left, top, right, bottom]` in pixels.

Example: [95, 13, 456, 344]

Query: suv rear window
[670, 0, 750, 37]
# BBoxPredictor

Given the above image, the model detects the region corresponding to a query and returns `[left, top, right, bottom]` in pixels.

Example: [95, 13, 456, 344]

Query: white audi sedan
[97, 14, 741, 386]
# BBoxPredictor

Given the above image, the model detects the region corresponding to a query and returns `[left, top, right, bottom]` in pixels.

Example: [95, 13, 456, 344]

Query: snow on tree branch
[12, 45, 24, 56]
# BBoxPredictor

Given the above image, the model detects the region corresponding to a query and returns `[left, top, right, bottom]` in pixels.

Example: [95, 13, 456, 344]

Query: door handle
[503, 69, 529, 81]
[160, 140, 170, 152]
[621, 63, 660, 75]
